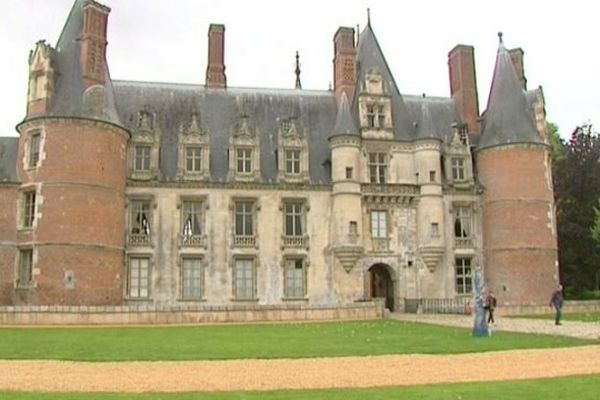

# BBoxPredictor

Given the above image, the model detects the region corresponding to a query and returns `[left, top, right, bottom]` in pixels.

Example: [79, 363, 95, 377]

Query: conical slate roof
[477, 35, 542, 150]
[355, 24, 416, 139]
[48, 0, 121, 125]
[330, 92, 359, 138]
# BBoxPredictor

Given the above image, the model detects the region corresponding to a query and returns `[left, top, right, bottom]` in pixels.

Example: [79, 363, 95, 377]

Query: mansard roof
[112, 82, 337, 183]
[355, 24, 417, 139]
[405, 95, 459, 142]
[477, 37, 543, 150]
[330, 92, 359, 139]
[47, 0, 121, 125]
[0, 137, 19, 183]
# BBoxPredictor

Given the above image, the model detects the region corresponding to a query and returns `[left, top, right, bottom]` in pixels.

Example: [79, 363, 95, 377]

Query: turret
[14, 0, 128, 306]
[476, 33, 557, 305]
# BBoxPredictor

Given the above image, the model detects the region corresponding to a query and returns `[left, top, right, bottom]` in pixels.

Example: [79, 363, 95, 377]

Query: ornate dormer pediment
[186, 113, 208, 137]
[27, 40, 56, 115]
[278, 117, 309, 183]
[178, 112, 210, 181]
[444, 123, 474, 189]
[364, 69, 386, 95]
[232, 114, 255, 139]
[229, 114, 260, 182]
[129, 110, 161, 181]
[135, 111, 159, 140]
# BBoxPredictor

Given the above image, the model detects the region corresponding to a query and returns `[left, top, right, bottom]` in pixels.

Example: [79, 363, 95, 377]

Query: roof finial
[367, 8, 371, 26]
[497, 31, 503, 45]
[294, 51, 302, 90]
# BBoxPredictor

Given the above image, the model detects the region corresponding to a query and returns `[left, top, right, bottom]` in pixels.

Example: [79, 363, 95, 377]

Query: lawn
[511, 312, 600, 323]
[0, 320, 591, 361]
[1, 375, 599, 399]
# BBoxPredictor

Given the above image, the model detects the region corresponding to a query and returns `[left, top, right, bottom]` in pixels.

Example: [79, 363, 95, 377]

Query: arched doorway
[368, 264, 395, 311]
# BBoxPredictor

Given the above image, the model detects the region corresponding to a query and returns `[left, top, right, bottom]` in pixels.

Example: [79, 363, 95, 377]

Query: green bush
[564, 286, 600, 300]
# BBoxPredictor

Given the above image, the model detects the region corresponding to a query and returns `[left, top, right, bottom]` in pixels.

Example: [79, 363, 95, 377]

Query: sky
[1, 0, 598, 139]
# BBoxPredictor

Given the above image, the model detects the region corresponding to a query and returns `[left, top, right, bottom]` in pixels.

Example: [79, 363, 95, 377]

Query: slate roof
[112, 82, 337, 183]
[48, 0, 121, 125]
[330, 92, 359, 138]
[355, 24, 418, 139]
[478, 38, 543, 150]
[0, 138, 19, 183]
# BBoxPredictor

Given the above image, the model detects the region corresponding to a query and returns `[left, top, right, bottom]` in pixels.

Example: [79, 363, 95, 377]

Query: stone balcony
[128, 233, 151, 247]
[233, 235, 256, 248]
[179, 234, 207, 248]
[281, 235, 309, 249]
[454, 237, 474, 249]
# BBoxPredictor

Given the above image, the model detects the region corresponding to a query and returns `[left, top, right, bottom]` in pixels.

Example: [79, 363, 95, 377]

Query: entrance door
[369, 264, 394, 311]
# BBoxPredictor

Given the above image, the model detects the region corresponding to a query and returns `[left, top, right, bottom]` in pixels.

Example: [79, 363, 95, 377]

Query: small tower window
[429, 170, 436, 182]
[29, 133, 41, 168]
[346, 167, 353, 180]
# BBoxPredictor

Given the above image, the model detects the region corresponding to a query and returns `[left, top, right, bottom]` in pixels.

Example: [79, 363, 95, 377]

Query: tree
[553, 123, 600, 291]
[591, 199, 600, 290]
[546, 122, 565, 162]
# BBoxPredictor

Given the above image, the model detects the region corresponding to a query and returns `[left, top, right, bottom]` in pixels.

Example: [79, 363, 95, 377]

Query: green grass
[0, 320, 592, 362]
[2, 375, 600, 399]
[511, 312, 600, 323]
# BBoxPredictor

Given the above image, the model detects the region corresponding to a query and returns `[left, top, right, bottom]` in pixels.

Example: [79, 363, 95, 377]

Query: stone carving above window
[229, 115, 260, 182]
[129, 111, 161, 181]
[177, 113, 210, 181]
[364, 69, 386, 95]
[277, 117, 309, 183]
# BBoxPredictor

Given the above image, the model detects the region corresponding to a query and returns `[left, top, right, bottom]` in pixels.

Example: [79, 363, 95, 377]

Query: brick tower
[14, 0, 128, 305]
[476, 34, 558, 305]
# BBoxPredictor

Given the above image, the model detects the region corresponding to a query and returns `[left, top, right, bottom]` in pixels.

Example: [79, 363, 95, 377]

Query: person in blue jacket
[549, 284, 564, 325]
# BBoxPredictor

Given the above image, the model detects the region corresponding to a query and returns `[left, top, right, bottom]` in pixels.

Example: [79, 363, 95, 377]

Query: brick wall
[0, 185, 18, 304]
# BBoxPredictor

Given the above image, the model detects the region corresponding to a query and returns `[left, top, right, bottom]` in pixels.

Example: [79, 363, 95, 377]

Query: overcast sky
[1, 0, 597, 139]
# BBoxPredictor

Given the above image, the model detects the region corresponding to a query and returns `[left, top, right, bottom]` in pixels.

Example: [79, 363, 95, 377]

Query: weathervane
[294, 51, 302, 89]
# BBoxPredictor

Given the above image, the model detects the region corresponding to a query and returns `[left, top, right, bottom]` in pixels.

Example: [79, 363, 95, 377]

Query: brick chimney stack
[448, 45, 480, 133]
[206, 24, 227, 89]
[333, 27, 356, 105]
[80, 0, 110, 88]
[509, 48, 527, 90]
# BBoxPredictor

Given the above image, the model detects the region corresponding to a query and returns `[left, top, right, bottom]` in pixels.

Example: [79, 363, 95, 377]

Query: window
[371, 211, 387, 238]
[454, 207, 472, 239]
[346, 167, 353, 179]
[185, 146, 202, 173]
[377, 106, 385, 128]
[366, 105, 385, 129]
[128, 257, 150, 299]
[349, 221, 358, 235]
[29, 133, 40, 168]
[234, 258, 255, 300]
[22, 191, 36, 228]
[130, 200, 151, 245]
[234, 201, 254, 236]
[368, 153, 387, 183]
[367, 105, 375, 128]
[285, 150, 301, 175]
[236, 148, 252, 173]
[431, 222, 440, 237]
[182, 200, 202, 237]
[429, 170, 436, 182]
[134, 145, 151, 172]
[451, 158, 465, 181]
[17, 249, 33, 288]
[455, 257, 472, 294]
[284, 202, 303, 237]
[181, 257, 203, 300]
[284, 258, 306, 299]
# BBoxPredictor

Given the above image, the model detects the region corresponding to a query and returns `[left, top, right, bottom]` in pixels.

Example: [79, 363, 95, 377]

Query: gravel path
[0, 346, 599, 393]
[389, 313, 600, 340]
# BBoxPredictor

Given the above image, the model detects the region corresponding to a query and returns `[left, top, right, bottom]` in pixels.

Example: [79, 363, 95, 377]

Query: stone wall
[0, 301, 383, 325]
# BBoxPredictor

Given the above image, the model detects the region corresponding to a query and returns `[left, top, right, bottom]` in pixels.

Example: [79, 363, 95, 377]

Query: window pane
[182, 258, 203, 300]
[29, 134, 40, 168]
[235, 259, 254, 299]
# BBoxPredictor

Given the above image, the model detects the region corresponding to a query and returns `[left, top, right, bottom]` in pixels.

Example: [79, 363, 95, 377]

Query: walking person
[549, 284, 564, 325]
[485, 290, 497, 324]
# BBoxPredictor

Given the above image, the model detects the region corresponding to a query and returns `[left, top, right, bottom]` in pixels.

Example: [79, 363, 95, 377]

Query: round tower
[476, 35, 558, 305]
[13, 0, 128, 305]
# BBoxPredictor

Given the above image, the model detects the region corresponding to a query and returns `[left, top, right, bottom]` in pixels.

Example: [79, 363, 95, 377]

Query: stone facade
[0, 1, 558, 310]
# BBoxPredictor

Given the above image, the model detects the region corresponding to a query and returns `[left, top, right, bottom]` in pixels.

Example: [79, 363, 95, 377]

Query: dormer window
[130, 110, 160, 180]
[277, 117, 309, 182]
[285, 149, 301, 175]
[134, 145, 151, 172]
[178, 113, 210, 181]
[185, 146, 202, 173]
[366, 104, 386, 129]
[236, 148, 253, 173]
[229, 115, 260, 182]
[451, 158, 465, 181]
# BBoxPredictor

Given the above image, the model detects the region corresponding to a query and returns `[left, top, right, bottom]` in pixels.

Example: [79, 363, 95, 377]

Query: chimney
[333, 27, 356, 105]
[80, 1, 110, 88]
[206, 24, 227, 89]
[448, 45, 480, 133]
[509, 48, 527, 90]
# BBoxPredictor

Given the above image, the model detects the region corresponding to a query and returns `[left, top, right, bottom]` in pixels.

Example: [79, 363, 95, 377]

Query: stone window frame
[27, 130, 42, 170]
[177, 113, 210, 181]
[18, 185, 37, 231]
[133, 145, 151, 172]
[358, 69, 393, 136]
[455, 256, 472, 295]
[129, 111, 161, 181]
[178, 254, 205, 302]
[230, 197, 260, 248]
[15, 247, 34, 290]
[451, 202, 476, 249]
[177, 195, 208, 248]
[277, 117, 309, 183]
[281, 256, 309, 301]
[126, 195, 156, 248]
[367, 152, 388, 184]
[451, 157, 466, 181]
[280, 197, 310, 249]
[370, 209, 388, 239]
[444, 126, 473, 186]
[231, 255, 258, 301]
[228, 115, 260, 182]
[126, 254, 152, 300]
